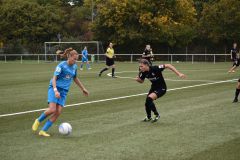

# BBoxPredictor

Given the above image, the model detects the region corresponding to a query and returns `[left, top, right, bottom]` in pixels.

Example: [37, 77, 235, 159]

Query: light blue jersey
[82, 49, 88, 62]
[49, 61, 78, 91]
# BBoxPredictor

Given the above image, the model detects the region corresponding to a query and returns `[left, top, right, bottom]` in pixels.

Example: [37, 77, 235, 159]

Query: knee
[145, 97, 153, 106]
[55, 109, 62, 116]
[47, 107, 57, 114]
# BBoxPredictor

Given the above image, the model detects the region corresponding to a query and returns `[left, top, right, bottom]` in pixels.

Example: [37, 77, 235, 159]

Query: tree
[0, 0, 64, 43]
[92, 0, 197, 46]
[199, 0, 240, 43]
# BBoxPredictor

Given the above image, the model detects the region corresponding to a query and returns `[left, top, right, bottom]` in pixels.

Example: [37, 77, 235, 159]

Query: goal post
[44, 41, 101, 62]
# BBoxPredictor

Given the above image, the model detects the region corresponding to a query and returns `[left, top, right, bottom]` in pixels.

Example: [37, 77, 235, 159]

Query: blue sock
[38, 113, 47, 122]
[80, 64, 83, 68]
[42, 120, 53, 131]
[87, 64, 90, 69]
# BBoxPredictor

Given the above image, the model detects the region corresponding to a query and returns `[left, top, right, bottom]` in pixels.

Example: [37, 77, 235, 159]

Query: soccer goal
[44, 41, 102, 62]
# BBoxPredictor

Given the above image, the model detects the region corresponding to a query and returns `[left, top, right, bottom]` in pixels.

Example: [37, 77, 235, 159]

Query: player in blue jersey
[32, 48, 89, 137]
[80, 46, 91, 70]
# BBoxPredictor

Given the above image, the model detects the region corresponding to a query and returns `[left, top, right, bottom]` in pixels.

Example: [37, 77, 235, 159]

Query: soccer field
[0, 61, 240, 160]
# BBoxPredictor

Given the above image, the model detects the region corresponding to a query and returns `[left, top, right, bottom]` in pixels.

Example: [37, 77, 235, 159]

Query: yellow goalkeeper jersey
[106, 47, 114, 58]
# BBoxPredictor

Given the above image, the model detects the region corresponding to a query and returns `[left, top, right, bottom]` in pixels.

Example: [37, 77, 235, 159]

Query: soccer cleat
[142, 116, 152, 122]
[32, 119, 40, 131]
[88, 68, 92, 70]
[39, 130, 50, 137]
[112, 75, 117, 78]
[152, 114, 160, 123]
[233, 98, 238, 103]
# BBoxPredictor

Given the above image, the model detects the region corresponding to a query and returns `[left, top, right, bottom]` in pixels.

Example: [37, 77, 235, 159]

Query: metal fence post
[192, 55, 194, 64]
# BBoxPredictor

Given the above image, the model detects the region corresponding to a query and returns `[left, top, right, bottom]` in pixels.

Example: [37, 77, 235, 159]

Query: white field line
[0, 79, 237, 118]
[107, 72, 219, 82]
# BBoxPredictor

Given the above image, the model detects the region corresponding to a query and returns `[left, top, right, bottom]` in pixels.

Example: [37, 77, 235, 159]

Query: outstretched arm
[74, 77, 89, 96]
[135, 76, 144, 83]
[165, 64, 186, 78]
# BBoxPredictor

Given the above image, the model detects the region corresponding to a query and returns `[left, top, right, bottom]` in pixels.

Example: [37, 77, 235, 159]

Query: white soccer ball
[59, 122, 72, 135]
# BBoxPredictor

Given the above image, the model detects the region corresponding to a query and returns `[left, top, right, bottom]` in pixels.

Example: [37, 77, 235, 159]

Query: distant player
[228, 43, 239, 73]
[80, 46, 91, 70]
[98, 42, 116, 78]
[32, 48, 89, 137]
[142, 44, 154, 66]
[135, 59, 186, 122]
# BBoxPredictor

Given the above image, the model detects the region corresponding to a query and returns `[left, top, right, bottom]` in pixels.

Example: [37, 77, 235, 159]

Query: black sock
[145, 97, 152, 119]
[235, 89, 240, 99]
[100, 68, 108, 74]
[112, 68, 115, 77]
[150, 102, 159, 116]
[146, 97, 159, 116]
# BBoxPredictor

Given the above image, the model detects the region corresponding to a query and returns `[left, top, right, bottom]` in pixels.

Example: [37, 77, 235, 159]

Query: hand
[82, 88, 89, 96]
[179, 73, 186, 79]
[55, 91, 61, 99]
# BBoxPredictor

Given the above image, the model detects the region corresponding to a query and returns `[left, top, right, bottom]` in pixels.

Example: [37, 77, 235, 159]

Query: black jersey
[231, 48, 238, 60]
[143, 49, 152, 57]
[139, 65, 166, 89]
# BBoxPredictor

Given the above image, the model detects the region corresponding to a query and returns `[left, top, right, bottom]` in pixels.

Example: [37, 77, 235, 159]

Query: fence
[0, 53, 232, 64]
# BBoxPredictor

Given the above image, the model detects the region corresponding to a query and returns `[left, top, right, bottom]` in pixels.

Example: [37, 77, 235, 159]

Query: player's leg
[143, 89, 157, 122]
[229, 61, 237, 73]
[80, 59, 84, 70]
[233, 80, 240, 103]
[32, 103, 56, 131]
[99, 66, 109, 76]
[111, 64, 116, 78]
[39, 103, 58, 137]
[148, 89, 166, 122]
[86, 60, 91, 70]
[99, 58, 111, 76]
[143, 96, 153, 122]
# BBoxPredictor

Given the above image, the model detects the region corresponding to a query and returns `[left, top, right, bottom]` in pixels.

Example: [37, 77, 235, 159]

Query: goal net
[44, 41, 102, 62]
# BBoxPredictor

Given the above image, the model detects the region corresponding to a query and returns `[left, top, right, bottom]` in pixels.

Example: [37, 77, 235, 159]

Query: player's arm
[52, 75, 61, 98]
[73, 77, 89, 96]
[165, 64, 186, 78]
[135, 72, 145, 83]
[135, 76, 144, 83]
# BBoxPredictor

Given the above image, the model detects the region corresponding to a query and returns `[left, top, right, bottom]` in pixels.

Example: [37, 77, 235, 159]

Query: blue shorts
[82, 58, 88, 62]
[48, 86, 68, 107]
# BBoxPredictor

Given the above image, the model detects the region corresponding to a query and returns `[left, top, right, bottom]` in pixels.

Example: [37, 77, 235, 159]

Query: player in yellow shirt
[99, 42, 116, 78]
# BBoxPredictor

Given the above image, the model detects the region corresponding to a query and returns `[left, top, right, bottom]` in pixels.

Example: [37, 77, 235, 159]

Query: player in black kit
[228, 43, 239, 73]
[142, 44, 154, 66]
[135, 59, 186, 122]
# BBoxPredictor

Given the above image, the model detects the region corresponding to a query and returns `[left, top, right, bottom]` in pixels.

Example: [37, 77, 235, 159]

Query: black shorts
[148, 87, 166, 98]
[106, 57, 114, 66]
[232, 59, 239, 67]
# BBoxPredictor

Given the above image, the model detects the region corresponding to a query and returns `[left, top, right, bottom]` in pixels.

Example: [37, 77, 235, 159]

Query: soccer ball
[59, 122, 72, 135]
